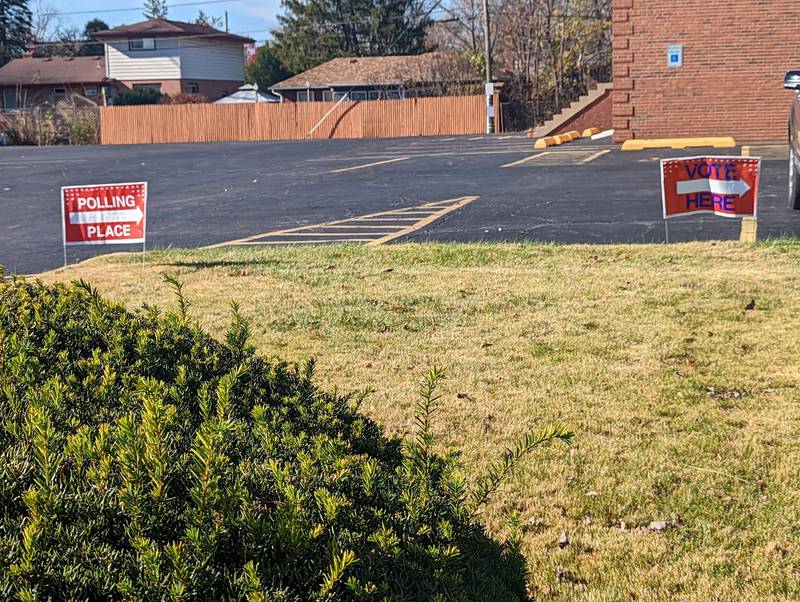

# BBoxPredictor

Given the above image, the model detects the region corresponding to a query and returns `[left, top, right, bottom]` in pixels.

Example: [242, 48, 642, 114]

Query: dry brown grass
[42, 241, 800, 600]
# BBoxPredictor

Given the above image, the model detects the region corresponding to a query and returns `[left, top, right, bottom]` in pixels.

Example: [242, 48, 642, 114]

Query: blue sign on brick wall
[668, 44, 683, 68]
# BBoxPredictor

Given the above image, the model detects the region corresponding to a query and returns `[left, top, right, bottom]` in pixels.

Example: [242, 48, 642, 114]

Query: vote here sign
[61, 182, 147, 245]
[661, 156, 760, 219]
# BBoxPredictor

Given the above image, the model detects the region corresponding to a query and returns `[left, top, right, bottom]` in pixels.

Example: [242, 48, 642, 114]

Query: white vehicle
[783, 70, 800, 209]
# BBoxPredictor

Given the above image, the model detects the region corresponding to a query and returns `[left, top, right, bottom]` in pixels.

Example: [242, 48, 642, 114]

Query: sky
[47, 0, 282, 44]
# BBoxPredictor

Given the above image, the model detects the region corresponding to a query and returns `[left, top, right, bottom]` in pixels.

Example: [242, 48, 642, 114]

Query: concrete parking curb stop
[582, 128, 600, 138]
[621, 137, 737, 151]
[534, 129, 590, 149]
[534, 136, 557, 149]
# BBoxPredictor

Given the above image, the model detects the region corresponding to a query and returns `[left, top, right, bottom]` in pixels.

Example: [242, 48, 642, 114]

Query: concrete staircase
[529, 82, 613, 138]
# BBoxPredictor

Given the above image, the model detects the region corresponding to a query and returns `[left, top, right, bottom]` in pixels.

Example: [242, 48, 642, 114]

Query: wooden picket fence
[99, 95, 500, 145]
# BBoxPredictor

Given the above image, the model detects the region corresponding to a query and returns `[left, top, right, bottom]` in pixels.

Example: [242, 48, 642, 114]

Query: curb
[534, 129, 588, 149]
[582, 128, 600, 138]
[621, 137, 737, 151]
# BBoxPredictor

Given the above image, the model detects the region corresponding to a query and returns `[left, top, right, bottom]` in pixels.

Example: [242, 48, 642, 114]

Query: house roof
[214, 84, 280, 103]
[0, 56, 108, 86]
[271, 53, 476, 90]
[92, 18, 253, 44]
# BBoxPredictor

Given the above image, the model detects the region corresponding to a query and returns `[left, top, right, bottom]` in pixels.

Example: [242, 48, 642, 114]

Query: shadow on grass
[461, 529, 530, 601]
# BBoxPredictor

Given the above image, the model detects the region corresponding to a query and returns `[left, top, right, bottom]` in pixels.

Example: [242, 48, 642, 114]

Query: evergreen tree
[83, 18, 108, 37]
[143, 0, 168, 19]
[80, 18, 108, 56]
[195, 9, 223, 29]
[245, 43, 292, 89]
[0, 0, 32, 66]
[272, 0, 432, 73]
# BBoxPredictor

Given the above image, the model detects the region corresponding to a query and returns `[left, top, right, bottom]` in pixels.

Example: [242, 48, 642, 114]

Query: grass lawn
[42, 241, 800, 600]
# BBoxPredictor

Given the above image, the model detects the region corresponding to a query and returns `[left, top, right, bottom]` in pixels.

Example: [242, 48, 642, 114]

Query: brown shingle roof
[92, 18, 253, 43]
[0, 56, 108, 86]
[271, 53, 473, 90]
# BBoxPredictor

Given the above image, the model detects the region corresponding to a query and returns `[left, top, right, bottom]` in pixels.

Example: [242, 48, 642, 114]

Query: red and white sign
[61, 182, 147, 246]
[661, 156, 760, 219]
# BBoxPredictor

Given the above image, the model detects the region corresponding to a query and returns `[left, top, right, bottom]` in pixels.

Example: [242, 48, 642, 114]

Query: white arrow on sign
[676, 179, 750, 196]
[70, 206, 144, 225]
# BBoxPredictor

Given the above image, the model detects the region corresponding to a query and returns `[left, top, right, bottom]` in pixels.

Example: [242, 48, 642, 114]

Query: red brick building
[612, 0, 800, 142]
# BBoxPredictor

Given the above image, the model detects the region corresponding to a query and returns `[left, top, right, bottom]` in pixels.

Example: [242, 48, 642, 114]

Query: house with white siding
[92, 18, 253, 102]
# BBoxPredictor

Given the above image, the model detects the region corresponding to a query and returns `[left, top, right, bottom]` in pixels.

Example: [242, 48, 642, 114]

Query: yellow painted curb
[582, 127, 600, 138]
[553, 134, 570, 145]
[621, 137, 737, 151]
[566, 130, 581, 141]
[534, 136, 556, 149]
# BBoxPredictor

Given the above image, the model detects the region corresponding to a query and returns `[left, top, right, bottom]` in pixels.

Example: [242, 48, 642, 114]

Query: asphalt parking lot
[1, 135, 797, 274]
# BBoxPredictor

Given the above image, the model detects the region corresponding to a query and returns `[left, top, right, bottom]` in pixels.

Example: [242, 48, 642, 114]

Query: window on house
[84, 86, 98, 97]
[386, 90, 403, 100]
[296, 90, 312, 102]
[2, 88, 17, 110]
[368, 91, 381, 100]
[332, 91, 348, 102]
[53, 87, 67, 96]
[133, 83, 162, 93]
[187, 82, 199, 94]
[322, 90, 333, 102]
[129, 38, 156, 51]
[350, 91, 367, 101]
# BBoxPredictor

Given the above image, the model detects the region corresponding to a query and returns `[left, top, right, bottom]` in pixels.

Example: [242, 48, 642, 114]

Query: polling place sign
[661, 156, 760, 219]
[61, 182, 147, 246]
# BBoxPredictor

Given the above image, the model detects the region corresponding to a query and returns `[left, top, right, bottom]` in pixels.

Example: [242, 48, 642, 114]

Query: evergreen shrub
[0, 273, 572, 600]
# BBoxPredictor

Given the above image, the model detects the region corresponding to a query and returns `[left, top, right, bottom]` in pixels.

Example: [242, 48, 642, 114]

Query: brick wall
[612, 0, 800, 142]
[553, 89, 612, 136]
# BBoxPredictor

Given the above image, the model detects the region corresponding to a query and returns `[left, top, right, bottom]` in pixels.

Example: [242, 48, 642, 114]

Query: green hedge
[0, 273, 571, 600]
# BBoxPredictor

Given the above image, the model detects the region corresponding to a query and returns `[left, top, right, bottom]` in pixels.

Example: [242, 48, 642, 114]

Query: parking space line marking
[206, 197, 475, 248]
[239, 239, 375, 245]
[580, 149, 612, 163]
[501, 152, 550, 168]
[310, 147, 613, 162]
[329, 156, 409, 173]
[367, 196, 479, 246]
[310, 224, 407, 229]
[352, 216, 425, 221]
[276, 231, 397, 237]
[0, 159, 89, 165]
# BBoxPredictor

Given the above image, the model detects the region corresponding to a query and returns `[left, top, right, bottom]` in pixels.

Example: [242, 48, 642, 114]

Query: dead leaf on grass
[648, 520, 671, 533]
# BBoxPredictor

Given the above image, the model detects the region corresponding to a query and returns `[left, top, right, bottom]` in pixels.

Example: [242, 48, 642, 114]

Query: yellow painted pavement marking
[274, 231, 398, 237]
[238, 239, 376, 245]
[329, 156, 410, 173]
[580, 149, 612, 163]
[353, 216, 429, 221]
[367, 196, 479, 246]
[207, 197, 479, 248]
[501, 152, 550, 168]
[309, 224, 407, 229]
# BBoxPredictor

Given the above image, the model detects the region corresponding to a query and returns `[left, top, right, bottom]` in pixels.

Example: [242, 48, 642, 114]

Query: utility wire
[26, 29, 266, 49]
[44, 0, 245, 17]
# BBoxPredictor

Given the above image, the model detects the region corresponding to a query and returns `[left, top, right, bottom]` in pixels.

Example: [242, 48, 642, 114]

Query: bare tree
[30, 0, 63, 42]
[489, 0, 610, 129]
